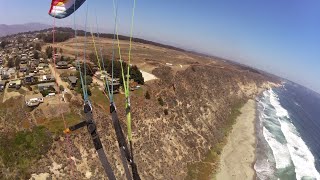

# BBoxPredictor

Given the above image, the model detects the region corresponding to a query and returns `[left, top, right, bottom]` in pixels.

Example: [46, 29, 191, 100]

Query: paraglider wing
[49, 0, 86, 19]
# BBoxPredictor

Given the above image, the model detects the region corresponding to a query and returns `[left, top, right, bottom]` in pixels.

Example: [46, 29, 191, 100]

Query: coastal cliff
[0, 61, 277, 179]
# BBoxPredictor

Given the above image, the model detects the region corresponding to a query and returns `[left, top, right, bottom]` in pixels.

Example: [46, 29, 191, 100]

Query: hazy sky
[1, 0, 320, 93]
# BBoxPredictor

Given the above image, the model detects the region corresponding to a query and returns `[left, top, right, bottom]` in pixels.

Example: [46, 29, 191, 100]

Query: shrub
[40, 90, 50, 97]
[164, 109, 168, 115]
[158, 97, 164, 106]
[59, 85, 64, 92]
[145, 91, 151, 99]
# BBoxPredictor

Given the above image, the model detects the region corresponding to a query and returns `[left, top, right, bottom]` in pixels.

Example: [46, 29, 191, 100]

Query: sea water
[254, 81, 320, 180]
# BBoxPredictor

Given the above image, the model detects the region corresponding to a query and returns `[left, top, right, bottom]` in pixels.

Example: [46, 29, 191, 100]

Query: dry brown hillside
[0, 36, 279, 179]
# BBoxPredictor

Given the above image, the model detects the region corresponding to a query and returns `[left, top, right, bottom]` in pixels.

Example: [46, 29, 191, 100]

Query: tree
[130, 65, 144, 85]
[45, 46, 53, 58]
[60, 56, 64, 62]
[17, 37, 23, 44]
[15, 57, 21, 68]
[85, 75, 93, 85]
[42, 53, 48, 60]
[35, 43, 42, 51]
[59, 85, 64, 92]
[33, 51, 39, 59]
[7, 58, 14, 68]
[0, 41, 8, 49]
[75, 80, 91, 99]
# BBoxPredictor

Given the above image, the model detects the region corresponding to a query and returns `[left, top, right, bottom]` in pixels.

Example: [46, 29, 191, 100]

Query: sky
[0, 0, 320, 93]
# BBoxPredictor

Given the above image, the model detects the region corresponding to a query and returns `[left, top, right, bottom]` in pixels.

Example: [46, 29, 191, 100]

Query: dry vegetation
[53, 36, 216, 73]
[0, 35, 279, 179]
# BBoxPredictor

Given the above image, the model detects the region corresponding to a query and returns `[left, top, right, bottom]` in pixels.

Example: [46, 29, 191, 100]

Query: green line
[112, 0, 136, 142]
[126, 0, 136, 142]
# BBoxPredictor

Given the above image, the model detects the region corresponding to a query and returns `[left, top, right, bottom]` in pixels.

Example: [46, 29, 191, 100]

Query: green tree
[130, 65, 144, 85]
[14, 57, 21, 68]
[45, 46, 53, 58]
[60, 56, 64, 62]
[0, 41, 8, 49]
[33, 51, 39, 59]
[75, 81, 91, 99]
[7, 58, 14, 68]
[35, 43, 41, 51]
[59, 85, 64, 92]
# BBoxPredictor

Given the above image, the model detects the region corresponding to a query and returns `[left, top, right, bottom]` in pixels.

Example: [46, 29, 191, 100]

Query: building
[20, 64, 28, 72]
[25, 94, 44, 107]
[20, 56, 28, 64]
[25, 74, 35, 83]
[68, 76, 78, 88]
[1, 74, 9, 80]
[56, 61, 68, 69]
[41, 75, 55, 82]
[8, 79, 21, 89]
[7, 68, 16, 77]
[0, 80, 6, 91]
[38, 82, 55, 91]
[37, 63, 48, 70]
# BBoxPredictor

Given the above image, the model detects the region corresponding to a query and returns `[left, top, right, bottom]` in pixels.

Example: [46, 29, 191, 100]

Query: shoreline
[215, 99, 257, 180]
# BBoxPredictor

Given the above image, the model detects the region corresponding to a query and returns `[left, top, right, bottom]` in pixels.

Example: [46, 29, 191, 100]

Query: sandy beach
[216, 99, 256, 180]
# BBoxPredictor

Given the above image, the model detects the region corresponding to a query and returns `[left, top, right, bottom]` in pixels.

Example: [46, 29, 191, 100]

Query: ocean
[254, 81, 320, 180]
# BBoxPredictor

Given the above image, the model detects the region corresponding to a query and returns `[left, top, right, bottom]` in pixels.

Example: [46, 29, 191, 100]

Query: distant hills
[0, 23, 51, 37]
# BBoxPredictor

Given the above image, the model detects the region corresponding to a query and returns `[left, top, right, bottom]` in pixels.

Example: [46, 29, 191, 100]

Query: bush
[34, 51, 39, 59]
[45, 46, 53, 58]
[59, 85, 64, 92]
[7, 58, 14, 68]
[145, 91, 151, 99]
[35, 43, 42, 51]
[85, 76, 93, 85]
[158, 97, 164, 106]
[164, 109, 168, 115]
[40, 90, 50, 97]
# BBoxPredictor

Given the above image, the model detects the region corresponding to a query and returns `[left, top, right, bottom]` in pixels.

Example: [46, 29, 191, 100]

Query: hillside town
[0, 30, 144, 108]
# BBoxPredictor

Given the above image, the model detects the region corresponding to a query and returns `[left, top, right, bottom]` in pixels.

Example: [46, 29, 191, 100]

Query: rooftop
[0, 80, 6, 86]
[68, 76, 78, 83]
[38, 82, 55, 87]
[9, 79, 21, 85]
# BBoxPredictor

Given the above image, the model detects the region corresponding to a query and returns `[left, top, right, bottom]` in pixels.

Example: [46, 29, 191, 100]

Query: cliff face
[129, 64, 272, 179]
[0, 63, 275, 180]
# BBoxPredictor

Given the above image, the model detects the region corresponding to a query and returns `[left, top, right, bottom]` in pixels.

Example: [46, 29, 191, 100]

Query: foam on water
[269, 90, 289, 118]
[262, 126, 292, 169]
[268, 89, 320, 179]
